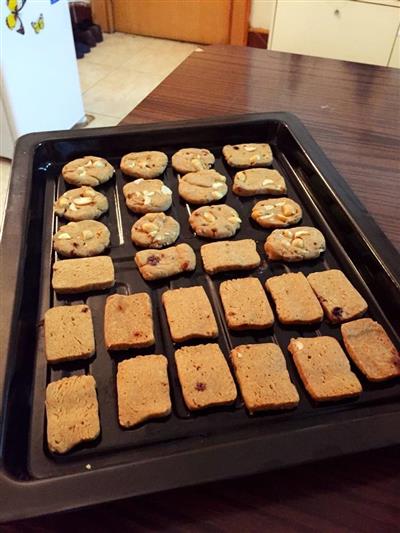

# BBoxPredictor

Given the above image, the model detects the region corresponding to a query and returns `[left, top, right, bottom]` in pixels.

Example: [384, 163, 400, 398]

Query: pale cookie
[123, 179, 172, 213]
[120, 151, 168, 179]
[288, 336, 362, 402]
[307, 269, 368, 323]
[233, 169, 286, 196]
[200, 239, 260, 275]
[341, 318, 400, 381]
[53, 220, 110, 258]
[265, 272, 323, 324]
[52, 256, 115, 294]
[104, 293, 154, 350]
[62, 156, 114, 187]
[223, 143, 273, 168]
[189, 205, 241, 239]
[178, 170, 227, 205]
[172, 147, 215, 174]
[162, 286, 218, 342]
[231, 344, 299, 413]
[251, 198, 302, 228]
[46, 375, 100, 454]
[265, 226, 326, 262]
[135, 243, 196, 281]
[54, 186, 108, 221]
[117, 355, 171, 428]
[44, 304, 95, 363]
[175, 344, 237, 410]
[219, 278, 274, 330]
[131, 213, 180, 249]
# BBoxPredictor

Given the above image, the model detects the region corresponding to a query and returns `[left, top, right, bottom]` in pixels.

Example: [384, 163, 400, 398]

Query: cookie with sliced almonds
[123, 179, 172, 214]
[131, 212, 180, 249]
[251, 198, 302, 228]
[53, 220, 110, 258]
[264, 226, 325, 262]
[62, 156, 114, 187]
[223, 143, 273, 168]
[54, 186, 108, 221]
[189, 205, 241, 239]
[232, 168, 286, 196]
[120, 151, 168, 179]
[172, 148, 215, 174]
[178, 170, 228, 205]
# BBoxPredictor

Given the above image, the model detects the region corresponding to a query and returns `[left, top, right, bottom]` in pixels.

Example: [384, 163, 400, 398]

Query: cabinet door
[269, 0, 399, 66]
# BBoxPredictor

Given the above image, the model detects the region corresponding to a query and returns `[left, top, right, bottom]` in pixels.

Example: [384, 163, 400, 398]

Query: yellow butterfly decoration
[5, 0, 27, 35]
[31, 13, 45, 34]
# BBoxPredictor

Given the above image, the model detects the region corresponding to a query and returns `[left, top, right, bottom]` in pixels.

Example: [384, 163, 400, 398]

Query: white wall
[250, 0, 275, 29]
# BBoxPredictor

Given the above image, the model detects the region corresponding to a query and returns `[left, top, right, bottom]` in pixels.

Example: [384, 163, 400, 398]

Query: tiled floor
[0, 32, 199, 231]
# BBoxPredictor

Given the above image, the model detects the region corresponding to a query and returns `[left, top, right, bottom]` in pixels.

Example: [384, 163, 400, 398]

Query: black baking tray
[1, 113, 399, 522]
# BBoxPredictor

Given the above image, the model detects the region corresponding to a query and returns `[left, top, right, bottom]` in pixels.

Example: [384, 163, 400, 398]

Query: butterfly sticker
[5, 0, 27, 35]
[31, 13, 45, 34]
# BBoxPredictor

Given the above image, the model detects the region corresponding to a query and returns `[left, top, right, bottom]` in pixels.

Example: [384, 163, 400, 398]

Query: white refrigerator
[0, 0, 85, 158]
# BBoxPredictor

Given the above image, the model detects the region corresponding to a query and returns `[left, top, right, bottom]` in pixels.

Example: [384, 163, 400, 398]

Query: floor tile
[85, 33, 147, 68]
[84, 113, 121, 128]
[78, 60, 111, 92]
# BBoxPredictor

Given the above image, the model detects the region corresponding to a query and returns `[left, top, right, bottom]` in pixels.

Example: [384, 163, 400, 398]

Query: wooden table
[9, 45, 400, 531]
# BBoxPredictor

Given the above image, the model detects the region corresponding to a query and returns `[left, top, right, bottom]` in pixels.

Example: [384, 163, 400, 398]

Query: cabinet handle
[334, 9, 340, 16]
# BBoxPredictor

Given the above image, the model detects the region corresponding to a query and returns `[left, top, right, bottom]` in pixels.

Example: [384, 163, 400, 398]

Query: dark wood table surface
[5, 45, 399, 532]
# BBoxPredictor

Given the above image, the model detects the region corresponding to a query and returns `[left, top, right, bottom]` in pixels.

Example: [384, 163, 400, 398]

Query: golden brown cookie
[172, 148, 215, 174]
[233, 169, 286, 196]
[251, 198, 302, 228]
[200, 239, 260, 274]
[53, 220, 110, 258]
[120, 151, 168, 179]
[189, 205, 241, 239]
[264, 227, 325, 262]
[123, 179, 172, 213]
[178, 170, 227, 204]
[130, 212, 180, 249]
[54, 186, 108, 221]
[62, 156, 114, 186]
[223, 143, 273, 168]
[134, 243, 196, 281]
[51, 256, 115, 294]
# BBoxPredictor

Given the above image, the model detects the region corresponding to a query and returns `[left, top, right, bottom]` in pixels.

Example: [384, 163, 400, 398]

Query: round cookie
[251, 198, 302, 228]
[131, 213, 180, 249]
[264, 226, 326, 262]
[54, 186, 108, 221]
[123, 179, 172, 214]
[120, 151, 168, 179]
[53, 220, 110, 258]
[62, 156, 114, 187]
[172, 148, 215, 174]
[178, 170, 227, 205]
[222, 143, 273, 168]
[189, 205, 241, 239]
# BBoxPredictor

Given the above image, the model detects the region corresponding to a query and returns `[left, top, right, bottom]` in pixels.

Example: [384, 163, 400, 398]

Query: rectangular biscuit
[232, 168, 286, 196]
[117, 355, 171, 428]
[52, 256, 115, 294]
[200, 239, 261, 275]
[341, 318, 400, 381]
[104, 293, 155, 350]
[46, 375, 100, 454]
[288, 336, 362, 402]
[44, 304, 95, 363]
[162, 286, 218, 342]
[135, 243, 196, 281]
[307, 269, 367, 323]
[266, 272, 323, 324]
[219, 277, 274, 329]
[231, 343, 299, 412]
[175, 344, 237, 410]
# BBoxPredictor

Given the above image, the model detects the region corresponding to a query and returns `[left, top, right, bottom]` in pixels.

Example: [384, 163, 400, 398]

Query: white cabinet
[269, 0, 400, 67]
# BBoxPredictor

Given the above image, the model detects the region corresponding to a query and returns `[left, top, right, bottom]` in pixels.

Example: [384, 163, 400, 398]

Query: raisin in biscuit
[53, 220, 110, 258]
[265, 226, 325, 262]
[162, 286, 218, 342]
[307, 269, 368, 323]
[44, 304, 95, 363]
[223, 143, 273, 168]
[189, 205, 241, 239]
[135, 243, 196, 281]
[172, 148, 215, 174]
[200, 239, 260, 274]
[46, 375, 100, 454]
[265, 272, 323, 324]
[62, 156, 114, 187]
[252, 198, 302, 228]
[178, 170, 227, 204]
[219, 278, 274, 330]
[120, 151, 168, 179]
[54, 186, 108, 221]
[131, 213, 180, 249]
[52, 256, 115, 294]
[175, 344, 237, 410]
[123, 179, 172, 213]
[233, 169, 286, 196]
[288, 336, 362, 402]
[341, 318, 400, 381]
[117, 355, 171, 427]
[231, 344, 299, 413]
